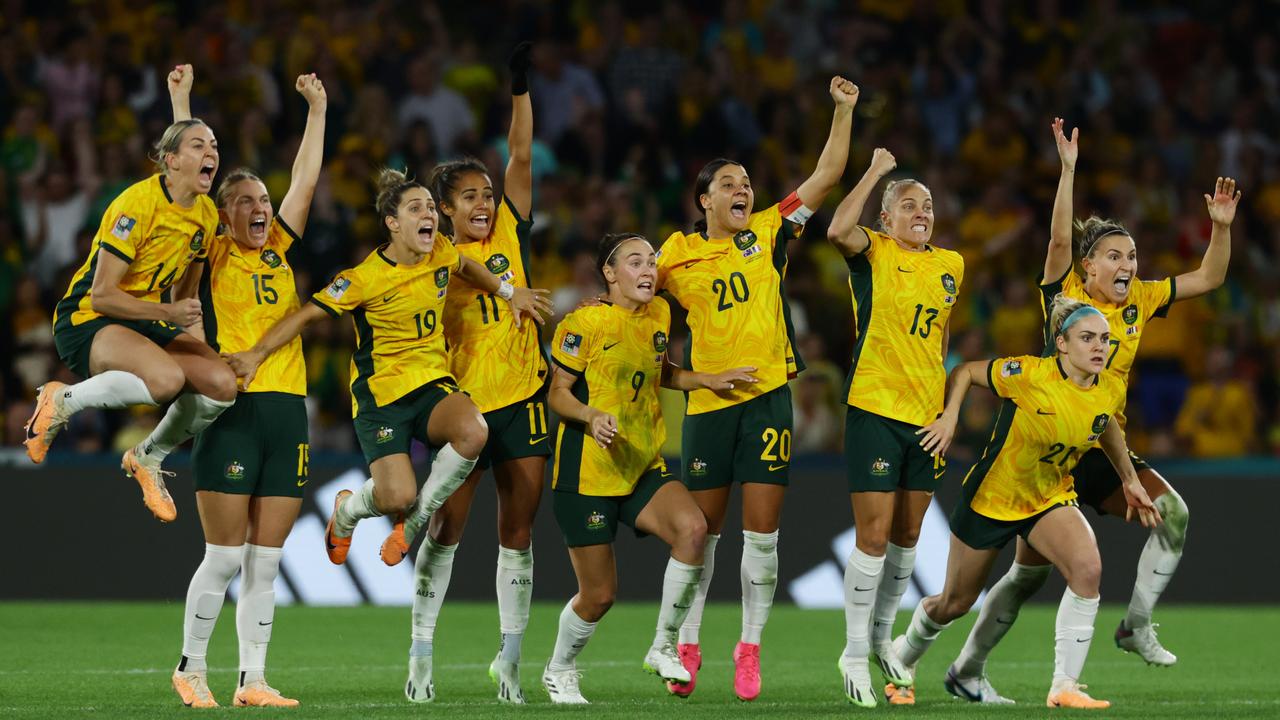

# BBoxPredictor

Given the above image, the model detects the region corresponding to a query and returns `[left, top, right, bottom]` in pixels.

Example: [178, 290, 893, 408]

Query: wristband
[497, 280, 515, 301]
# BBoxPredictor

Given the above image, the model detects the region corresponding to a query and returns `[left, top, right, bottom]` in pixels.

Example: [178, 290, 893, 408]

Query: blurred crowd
[2, 0, 1277, 461]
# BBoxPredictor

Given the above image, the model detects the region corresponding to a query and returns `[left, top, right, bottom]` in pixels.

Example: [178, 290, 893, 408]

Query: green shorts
[553, 464, 677, 547]
[478, 389, 552, 471]
[1070, 447, 1154, 515]
[354, 378, 463, 464]
[681, 384, 793, 491]
[844, 405, 945, 493]
[192, 392, 310, 497]
[54, 317, 184, 378]
[950, 498, 1079, 550]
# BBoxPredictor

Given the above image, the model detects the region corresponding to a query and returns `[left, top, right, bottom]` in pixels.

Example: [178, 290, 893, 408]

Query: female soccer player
[26, 104, 235, 522]
[944, 121, 1241, 702]
[403, 42, 544, 704]
[164, 65, 325, 709]
[541, 233, 755, 705]
[891, 295, 1162, 710]
[824, 148, 964, 707]
[224, 169, 550, 704]
[659, 76, 858, 702]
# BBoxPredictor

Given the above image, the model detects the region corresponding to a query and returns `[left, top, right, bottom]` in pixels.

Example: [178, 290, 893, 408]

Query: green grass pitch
[1, 602, 1277, 718]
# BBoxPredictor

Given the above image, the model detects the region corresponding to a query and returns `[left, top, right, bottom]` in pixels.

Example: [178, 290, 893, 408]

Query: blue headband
[1059, 305, 1105, 336]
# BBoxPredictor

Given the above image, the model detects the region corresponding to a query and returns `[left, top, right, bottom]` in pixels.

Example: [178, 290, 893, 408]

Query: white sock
[871, 543, 916, 653]
[61, 370, 157, 414]
[335, 478, 381, 537]
[496, 545, 533, 664]
[236, 544, 282, 685]
[180, 543, 242, 672]
[954, 562, 1051, 677]
[139, 393, 233, 464]
[1126, 492, 1188, 629]
[899, 601, 951, 668]
[678, 533, 718, 645]
[405, 444, 477, 540]
[654, 558, 703, 647]
[842, 547, 886, 659]
[548, 600, 598, 671]
[411, 536, 457, 643]
[1053, 588, 1100, 683]
[740, 530, 779, 644]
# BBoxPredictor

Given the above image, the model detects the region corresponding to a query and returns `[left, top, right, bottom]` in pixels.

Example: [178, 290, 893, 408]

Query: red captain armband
[779, 191, 814, 224]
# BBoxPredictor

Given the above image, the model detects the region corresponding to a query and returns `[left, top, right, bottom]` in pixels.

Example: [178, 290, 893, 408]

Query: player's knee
[453, 416, 488, 459]
[889, 524, 921, 548]
[935, 588, 978, 622]
[854, 533, 889, 557]
[1155, 490, 1189, 551]
[144, 364, 186, 403]
[379, 484, 418, 514]
[497, 524, 531, 551]
[672, 510, 708, 558]
[204, 363, 238, 402]
[576, 588, 615, 622]
[1066, 558, 1102, 597]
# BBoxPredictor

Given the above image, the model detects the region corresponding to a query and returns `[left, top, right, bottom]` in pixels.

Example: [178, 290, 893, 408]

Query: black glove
[508, 41, 532, 96]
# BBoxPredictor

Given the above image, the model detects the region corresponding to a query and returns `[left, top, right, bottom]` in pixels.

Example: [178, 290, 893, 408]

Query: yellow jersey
[311, 240, 462, 416]
[551, 298, 671, 496]
[443, 196, 547, 412]
[844, 227, 965, 427]
[657, 201, 806, 415]
[1039, 269, 1174, 428]
[963, 355, 1126, 521]
[53, 174, 216, 331]
[201, 219, 306, 396]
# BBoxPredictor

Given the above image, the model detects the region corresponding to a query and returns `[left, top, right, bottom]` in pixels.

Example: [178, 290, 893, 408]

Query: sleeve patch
[326, 276, 352, 300]
[1000, 359, 1023, 377]
[112, 215, 137, 241]
[560, 331, 583, 357]
[779, 191, 813, 224]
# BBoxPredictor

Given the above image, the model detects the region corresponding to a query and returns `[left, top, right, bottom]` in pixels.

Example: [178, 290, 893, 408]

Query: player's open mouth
[199, 163, 215, 181]
[469, 213, 490, 232]
[418, 223, 434, 239]
[730, 201, 747, 220]
[249, 215, 267, 236]
[911, 223, 928, 233]
[637, 280, 653, 291]
[1113, 275, 1131, 295]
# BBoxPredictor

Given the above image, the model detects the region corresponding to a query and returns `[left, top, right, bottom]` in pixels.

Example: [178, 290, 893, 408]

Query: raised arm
[1173, 176, 1241, 301]
[1044, 117, 1078, 282]
[794, 76, 859, 208]
[504, 42, 534, 218]
[1098, 419, 1161, 528]
[826, 148, 896, 257]
[225, 302, 329, 389]
[456, 255, 553, 328]
[168, 64, 194, 122]
[915, 360, 989, 457]
[276, 74, 328, 233]
[548, 366, 616, 449]
[90, 251, 203, 327]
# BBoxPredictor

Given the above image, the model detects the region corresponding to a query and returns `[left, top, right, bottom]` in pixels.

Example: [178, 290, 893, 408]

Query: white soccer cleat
[1115, 621, 1177, 666]
[489, 655, 526, 704]
[405, 654, 434, 703]
[643, 640, 692, 683]
[542, 663, 588, 704]
[873, 641, 914, 687]
[838, 655, 877, 708]
[944, 666, 1015, 704]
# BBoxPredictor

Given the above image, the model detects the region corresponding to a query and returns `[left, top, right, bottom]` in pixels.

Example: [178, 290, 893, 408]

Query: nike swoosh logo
[673, 604, 692, 609]
[854, 585, 874, 592]
[897, 266, 914, 273]
[1075, 638, 1091, 643]
[195, 614, 215, 620]
[297, 478, 308, 487]
[750, 580, 774, 586]
[602, 342, 619, 351]
[383, 292, 400, 303]
[229, 251, 243, 258]
[1036, 409, 1056, 415]
[1153, 569, 1175, 576]
[893, 574, 911, 581]
[768, 463, 788, 471]
[326, 537, 337, 551]
[258, 620, 273, 626]
[995, 618, 1013, 625]
[528, 436, 547, 445]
